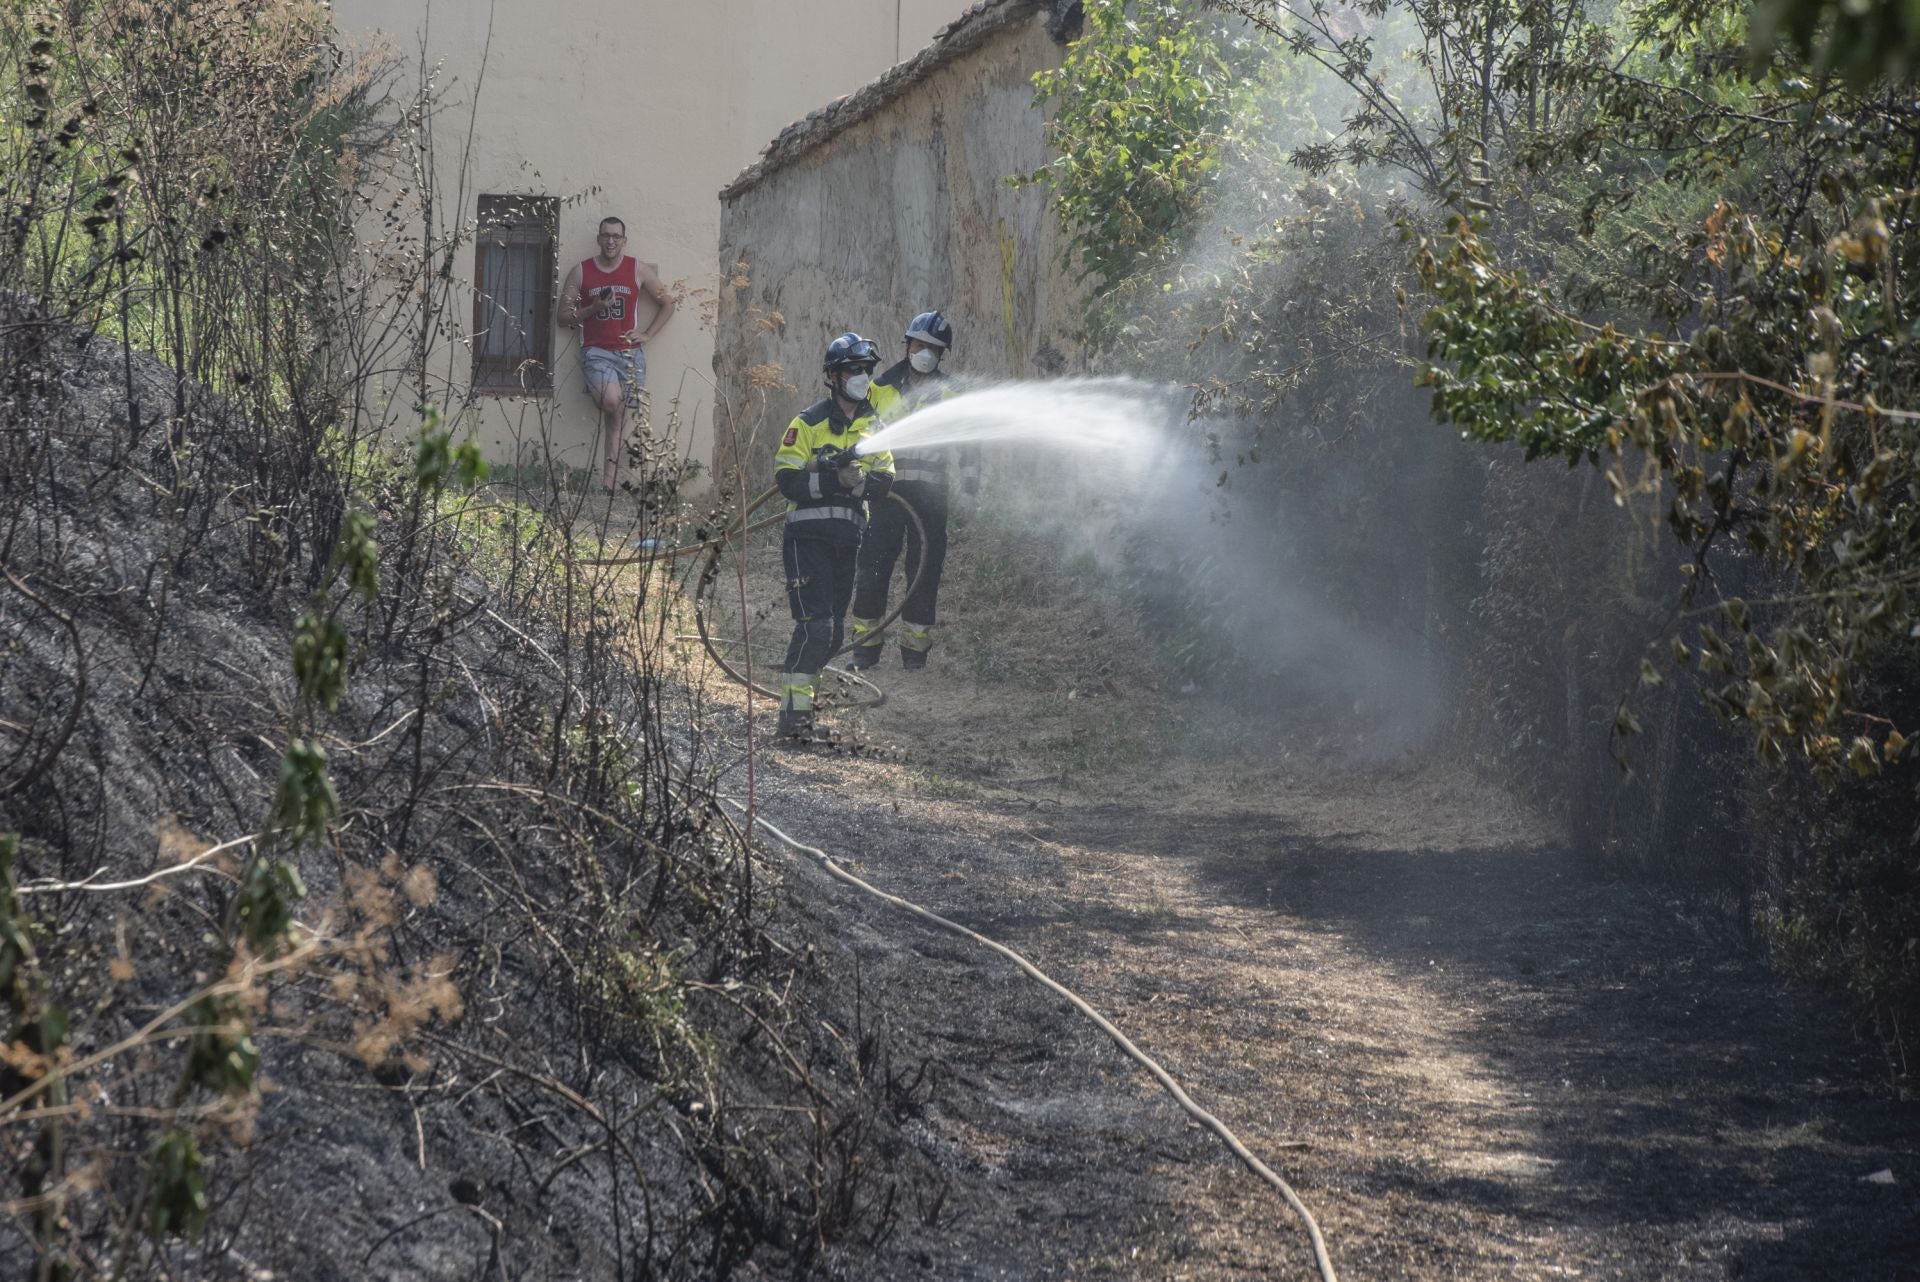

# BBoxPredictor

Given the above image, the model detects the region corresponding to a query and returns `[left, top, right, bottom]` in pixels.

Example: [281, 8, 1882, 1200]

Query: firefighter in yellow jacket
[772, 333, 896, 741]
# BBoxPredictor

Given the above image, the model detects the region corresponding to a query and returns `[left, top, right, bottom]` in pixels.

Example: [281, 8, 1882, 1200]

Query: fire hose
[582, 488, 1340, 1275]
[586, 485, 930, 710]
[730, 803, 1343, 1282]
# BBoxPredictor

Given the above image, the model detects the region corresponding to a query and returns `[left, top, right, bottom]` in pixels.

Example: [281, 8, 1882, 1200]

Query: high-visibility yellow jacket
[868, 360, 975, 489]
[772, 396, 895, 545]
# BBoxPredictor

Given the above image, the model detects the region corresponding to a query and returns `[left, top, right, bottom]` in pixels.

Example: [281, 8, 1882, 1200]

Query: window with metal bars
[472, 195, 557, 394]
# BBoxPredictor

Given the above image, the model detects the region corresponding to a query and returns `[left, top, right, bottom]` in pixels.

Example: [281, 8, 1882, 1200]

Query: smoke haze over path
[855, 378, 1445, 754]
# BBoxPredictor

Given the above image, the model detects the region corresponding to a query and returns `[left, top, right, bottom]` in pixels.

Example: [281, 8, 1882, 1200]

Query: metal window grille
[472, 195, 557, 394]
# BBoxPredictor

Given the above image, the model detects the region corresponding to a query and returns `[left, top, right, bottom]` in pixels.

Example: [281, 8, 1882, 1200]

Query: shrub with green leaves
[1025, 1, 1246, 297]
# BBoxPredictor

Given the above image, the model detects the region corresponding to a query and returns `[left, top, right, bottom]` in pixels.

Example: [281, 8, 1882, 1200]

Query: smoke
[859, 379, 1445, 755]
[842, 14, 1466, 758]
[1041, 6, 1461, 756]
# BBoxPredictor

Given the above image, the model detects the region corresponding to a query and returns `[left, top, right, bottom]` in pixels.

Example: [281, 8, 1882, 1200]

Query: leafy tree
[1412, 2, 1920, 1040]
[1025, 1, 1248, 300]
[1749, 0, 1920, 86]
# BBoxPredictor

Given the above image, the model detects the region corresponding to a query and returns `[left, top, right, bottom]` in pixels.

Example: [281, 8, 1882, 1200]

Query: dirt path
[714, 664, 1920, 1280]
[636, 499, 1920, 1278]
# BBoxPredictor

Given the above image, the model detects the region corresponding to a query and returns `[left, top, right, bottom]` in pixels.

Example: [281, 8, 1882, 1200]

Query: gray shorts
[582, 346, 646, 408]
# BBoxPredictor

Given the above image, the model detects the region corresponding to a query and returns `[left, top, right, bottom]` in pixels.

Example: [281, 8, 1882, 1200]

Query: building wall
[714, 2, 1083, 484]
[326, 0, 972, 484]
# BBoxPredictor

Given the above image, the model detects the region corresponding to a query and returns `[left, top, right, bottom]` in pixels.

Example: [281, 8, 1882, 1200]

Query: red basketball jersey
[579, 255, 641, 349]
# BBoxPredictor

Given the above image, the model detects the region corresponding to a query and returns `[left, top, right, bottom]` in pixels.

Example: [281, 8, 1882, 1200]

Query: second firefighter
[849, 310, 974, 670]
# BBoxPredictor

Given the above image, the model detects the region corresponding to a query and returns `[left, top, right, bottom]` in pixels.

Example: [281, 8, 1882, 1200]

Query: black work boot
[775, 708, 815, 741]
[846, 644, 882, 671]
[899, 645, 928, 671]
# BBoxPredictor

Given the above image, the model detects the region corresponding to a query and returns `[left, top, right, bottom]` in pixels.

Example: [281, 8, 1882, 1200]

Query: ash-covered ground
[5, 312, 1916, 1280]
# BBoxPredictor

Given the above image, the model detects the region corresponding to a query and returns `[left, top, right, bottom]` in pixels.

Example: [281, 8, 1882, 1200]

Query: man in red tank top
[559, 216, 676, 492]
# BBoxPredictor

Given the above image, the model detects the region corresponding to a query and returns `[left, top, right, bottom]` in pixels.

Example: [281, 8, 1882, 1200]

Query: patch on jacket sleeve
[781, 426, 799, 446]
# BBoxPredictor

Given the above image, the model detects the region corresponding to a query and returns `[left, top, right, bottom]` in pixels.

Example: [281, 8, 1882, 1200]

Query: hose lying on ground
[600, 479, 1337, 1271]
[730, 801, 1342, 1282]
[585, 486, 930, 711]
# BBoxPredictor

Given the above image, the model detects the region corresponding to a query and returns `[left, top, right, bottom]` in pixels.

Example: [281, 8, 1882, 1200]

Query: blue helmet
[823, 332, 880, 373]
[903, 310, 953, 350]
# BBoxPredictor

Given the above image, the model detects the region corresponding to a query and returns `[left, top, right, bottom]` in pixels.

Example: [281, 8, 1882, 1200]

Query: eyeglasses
[597, 232, 625, 241]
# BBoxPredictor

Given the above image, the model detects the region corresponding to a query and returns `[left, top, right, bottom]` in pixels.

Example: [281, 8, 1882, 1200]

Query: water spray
[854, 375, 1443, 750]
[853, 377, 1181, 461]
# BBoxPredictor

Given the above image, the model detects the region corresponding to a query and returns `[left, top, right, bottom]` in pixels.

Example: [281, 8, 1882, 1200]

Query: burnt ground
[744, 736, 1920, 1279]
[675, 598, 1920, 1279]
[6, 386, 1916, 1282]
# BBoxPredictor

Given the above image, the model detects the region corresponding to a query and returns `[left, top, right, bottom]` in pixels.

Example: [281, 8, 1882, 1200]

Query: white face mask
[841, 371, 871, 400]
[908, 348, 940, 375]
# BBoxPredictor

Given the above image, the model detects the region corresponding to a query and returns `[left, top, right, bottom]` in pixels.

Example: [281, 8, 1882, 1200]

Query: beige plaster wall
[326, 0, 970, 485]
[715, 5, 1083, 484]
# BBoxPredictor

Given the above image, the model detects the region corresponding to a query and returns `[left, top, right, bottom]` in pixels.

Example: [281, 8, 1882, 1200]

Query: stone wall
[713, 0, 1084, 483]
